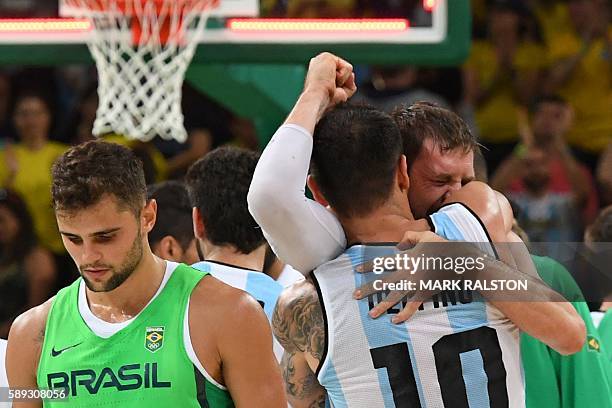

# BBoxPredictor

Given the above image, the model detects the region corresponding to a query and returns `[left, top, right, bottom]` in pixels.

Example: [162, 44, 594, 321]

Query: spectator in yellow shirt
[0, 92, 67, 256]
[463, 0, 546, 173]
[544, 0, 611, 171]
[532, 0, 572, 45]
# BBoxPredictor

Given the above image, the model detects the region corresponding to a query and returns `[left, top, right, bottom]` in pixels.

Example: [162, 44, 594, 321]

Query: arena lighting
[423, 0, 437, 12]
[0, 18, 91, 33]
[227, 18, 410, 32]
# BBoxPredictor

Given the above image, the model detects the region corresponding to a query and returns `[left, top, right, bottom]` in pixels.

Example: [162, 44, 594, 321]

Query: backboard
[0, 0, 470, 65]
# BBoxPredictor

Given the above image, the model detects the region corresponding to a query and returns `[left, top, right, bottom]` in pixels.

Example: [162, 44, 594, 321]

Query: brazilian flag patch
[587, 335, 600, 353]
[145, 326, 165, 353]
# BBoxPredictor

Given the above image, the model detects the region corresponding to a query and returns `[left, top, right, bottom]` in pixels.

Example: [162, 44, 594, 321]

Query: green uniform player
[522, 255, 612, 408]
[6, 142, 286, 408]
[37, 264, 233, 407]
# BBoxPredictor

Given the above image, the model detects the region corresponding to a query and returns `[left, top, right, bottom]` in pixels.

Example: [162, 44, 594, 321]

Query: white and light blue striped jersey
[313, 203, 524, 408]
[191, 260, 285, 360]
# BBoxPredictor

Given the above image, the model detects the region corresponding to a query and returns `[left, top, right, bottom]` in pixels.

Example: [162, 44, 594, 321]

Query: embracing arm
[449, 182, 585, 355]
[272, 281, 327, 408]
[248, 124, 347, 274]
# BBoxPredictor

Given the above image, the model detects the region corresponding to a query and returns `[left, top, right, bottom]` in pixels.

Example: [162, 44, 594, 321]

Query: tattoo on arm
[281, 351, 326, 405]
[273, 283, 327, 405]
[272, 283, 325, 359]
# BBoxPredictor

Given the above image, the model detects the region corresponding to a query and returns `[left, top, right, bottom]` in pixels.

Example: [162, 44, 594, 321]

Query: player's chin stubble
[82, 232, 144, 292]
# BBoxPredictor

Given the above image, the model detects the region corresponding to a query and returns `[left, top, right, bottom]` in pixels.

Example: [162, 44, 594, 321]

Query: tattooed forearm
[273, 280, 325, 360]
[282, 352, 298, 396]
[274, 281, 328, 406]
[281, 350, 327, 406]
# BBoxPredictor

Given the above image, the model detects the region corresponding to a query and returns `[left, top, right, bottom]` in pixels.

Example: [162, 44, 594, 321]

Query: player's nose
[81, 242, 103, 264]
[448, 180, 462, 192]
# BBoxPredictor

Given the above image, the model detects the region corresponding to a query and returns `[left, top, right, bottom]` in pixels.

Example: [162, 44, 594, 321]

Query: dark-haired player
[185, 146, 294, 361]
[6, 141, 285, 407]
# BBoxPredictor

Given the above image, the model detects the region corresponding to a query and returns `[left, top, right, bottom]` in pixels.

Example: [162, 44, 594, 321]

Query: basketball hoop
[62, 0, 217, 142]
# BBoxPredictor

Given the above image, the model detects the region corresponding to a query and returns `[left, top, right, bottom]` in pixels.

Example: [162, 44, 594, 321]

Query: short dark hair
[311, 103, 402, 218]
[185, 146, 264, 254]
[391, 102, 478, 167]
[52, 141, 146, 215]
[147, 181, 194, 250]
[587, 205, 612, 242]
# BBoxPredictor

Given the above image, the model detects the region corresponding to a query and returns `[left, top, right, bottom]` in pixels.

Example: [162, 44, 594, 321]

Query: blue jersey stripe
[245, 272, 283, 321]
[192, 261, 283, 324]
[446, 297, 488, 332]
[319, 361, 348, 407]
[430, 212, 465, 241]
[460, 350, 492, 408]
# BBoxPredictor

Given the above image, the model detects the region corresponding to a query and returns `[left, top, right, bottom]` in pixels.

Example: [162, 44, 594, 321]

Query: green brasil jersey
[37, 263, 234, 407]
[521, 255, 612, 408]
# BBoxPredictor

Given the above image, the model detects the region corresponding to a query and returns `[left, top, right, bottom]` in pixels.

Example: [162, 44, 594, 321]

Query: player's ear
[192, 207, 206, 240]
[157, 236, 184, 262]
[141, 199, 157, 234]
[397, 154, 409, 193]
[307, 175, 329, 207]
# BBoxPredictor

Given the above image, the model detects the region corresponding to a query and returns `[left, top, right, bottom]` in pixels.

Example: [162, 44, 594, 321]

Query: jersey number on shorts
[369, 326, 509, 407]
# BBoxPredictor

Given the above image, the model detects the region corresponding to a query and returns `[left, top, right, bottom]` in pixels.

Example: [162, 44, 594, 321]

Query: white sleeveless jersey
[313, 203, 524, 408]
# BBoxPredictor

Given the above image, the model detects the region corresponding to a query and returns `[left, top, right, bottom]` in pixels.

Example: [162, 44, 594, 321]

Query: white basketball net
[65, 0, 214, 142]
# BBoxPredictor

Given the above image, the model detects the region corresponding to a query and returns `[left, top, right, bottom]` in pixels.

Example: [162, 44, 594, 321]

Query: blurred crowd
[0, 0, 610, 338]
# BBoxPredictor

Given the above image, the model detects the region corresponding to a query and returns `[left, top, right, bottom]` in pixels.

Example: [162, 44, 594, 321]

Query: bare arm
[449, 182, 586, 355]
[219, 294, 286, 407]
[273, 281, 327, 408]
[190, 279, 286, 407]
[6, 300, 53, 408]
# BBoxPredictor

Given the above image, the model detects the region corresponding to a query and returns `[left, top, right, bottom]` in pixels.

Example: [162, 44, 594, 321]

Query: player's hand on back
[353, 230, 457, 324]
